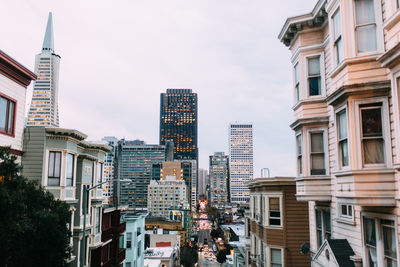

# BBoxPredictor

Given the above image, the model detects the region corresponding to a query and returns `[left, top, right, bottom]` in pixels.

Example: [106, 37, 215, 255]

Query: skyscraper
[209, 152, 229, 206]
[27, 12, 60, 127]
[197, 168, 208, 197]
[160, 88, 198, 208]
[229, 123, 253, 203]
[101, 136, 119, 204]
[114, 139, 165, 210]
[160, 89, 198, 160]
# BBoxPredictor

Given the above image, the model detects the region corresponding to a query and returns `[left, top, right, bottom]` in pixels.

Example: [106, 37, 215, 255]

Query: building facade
[114, 139, 165, 210]
[0, 50, 36, 156]
[279, 0, 400, 265]
[229, 123, 254, 203]
[121, 212, 147, 267]
[209, 152, 229, 206]
[147, 176, 187, 218]
[22, 127, 110, 267]
[248, 177, 310, 267]
[101, 136, 118, 204]
[197, 168, 208, 197]
[27, 12, 61, 127]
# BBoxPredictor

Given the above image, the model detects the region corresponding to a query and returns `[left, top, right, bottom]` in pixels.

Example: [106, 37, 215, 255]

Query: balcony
[114, 248, 126, 265]
[295, 175, 331, 202]
[334, 169, 396, 206]
[102, 227, 113, 242]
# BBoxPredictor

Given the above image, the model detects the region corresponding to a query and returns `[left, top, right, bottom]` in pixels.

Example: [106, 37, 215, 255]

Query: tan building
[248, 177, 310, 267]
[145, 217, 188, 246]
[279, 0, 400, 266]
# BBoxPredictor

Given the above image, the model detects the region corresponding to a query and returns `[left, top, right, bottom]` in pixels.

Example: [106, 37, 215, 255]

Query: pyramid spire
[42, 12, 54, 53]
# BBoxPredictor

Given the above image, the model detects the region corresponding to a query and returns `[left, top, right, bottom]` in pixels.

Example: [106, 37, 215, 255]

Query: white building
[148, 176, 187, 218]
[0, 50, 36, 156]
[229, 123, 254, 203]
[27, 12, 61, 127]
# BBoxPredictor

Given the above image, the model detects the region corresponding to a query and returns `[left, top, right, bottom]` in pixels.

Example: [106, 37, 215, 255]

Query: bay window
[294, 63, 300, 102]
[48, 151, 61, 186]
[265, 196, 282, 227]
[337, 109, 349, 168]
[0, 95, 15, 135]
[363, 216, 398, 267]
[95, 207, 101, 233]
[307, 56, 322, 96]
[296, 134, 303, 175]
[66, 153, 74, 186]
[97, 162, 103, 185]
[316, 208, 331, 248]
[310, 132, 326, 175]
[355, 0, 377, 53]
[333, 9, 343, 64]
[360, 103, 384, 164]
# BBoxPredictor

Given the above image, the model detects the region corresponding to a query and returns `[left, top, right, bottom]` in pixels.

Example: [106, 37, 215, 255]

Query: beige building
[279, 0, 400, 266]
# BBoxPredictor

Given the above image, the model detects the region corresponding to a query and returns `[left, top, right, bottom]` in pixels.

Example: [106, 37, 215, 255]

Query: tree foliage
[0, 147, 71, 267]
[207, 206, 220, 220]
[216, 250, 227, 264]
[180, 245, 198, 267]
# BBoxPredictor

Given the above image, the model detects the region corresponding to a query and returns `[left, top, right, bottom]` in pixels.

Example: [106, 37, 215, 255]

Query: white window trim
[306, 127, 329, 176]
[295, 131, 303, 177]
[335, 104, 350, 171]
[361, 212, 399, 267]
[293, 61, 300, 103]
[337, 203, 354, 224]
[353, 97, 392, 169]
[304, 52, 326, 99]
[393, 72, 400, 165]
[65, 152, 77, 187]
[350, 0, 384, 57]
[263, 192, 283, 228]
[45, 149, 66, 187]
[267, 246, 284, 267]
[315, 206, 331, 248]
[330, 5, 343, 66]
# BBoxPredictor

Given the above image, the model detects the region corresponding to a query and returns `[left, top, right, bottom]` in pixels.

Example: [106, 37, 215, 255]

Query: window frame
[66, 153, 75, 187]
[315, 206, 331, 248]
[306, 127, 329, 176]
[354, 97, 392, 169]
[338, 203, 354, 223]
[267, 246, 284, 267]
[263, 193, 283, 228]
[335, 105, 350, 170]
[294, 62, 300, 103]
[361, 212, 399, 267]
[332, 7, 343, 65]
[305, 52, 325, 98]
[296, 132, 303, 176]
[395, 74, 400, 166]
[97, 162, 103, 185]
[47, 150, 62, 186]
[0, 93, 17, 137]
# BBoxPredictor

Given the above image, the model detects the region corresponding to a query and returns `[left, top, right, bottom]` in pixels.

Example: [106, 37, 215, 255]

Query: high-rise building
[229, 123, 253, 203]
[159, 89, 198, 160]
[197, 168, 208, 197]
[101, 136, 119, 204]
[27, 12, 61, 127]
[114, 140, 165, 210]
[209, 152, 229, 206]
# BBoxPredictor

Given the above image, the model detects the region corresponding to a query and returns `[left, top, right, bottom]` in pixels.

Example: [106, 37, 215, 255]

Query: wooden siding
[22, 127, 46, 184]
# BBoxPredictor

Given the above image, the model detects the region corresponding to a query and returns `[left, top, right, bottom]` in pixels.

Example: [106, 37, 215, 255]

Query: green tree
[0, 147, 71, 267]
[180, 245, 198, 267]
[216, 250, 227, 265]
[207, 206, 220, 220]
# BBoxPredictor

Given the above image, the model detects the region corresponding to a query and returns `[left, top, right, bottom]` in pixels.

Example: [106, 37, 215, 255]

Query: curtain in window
[355, 0, 377, 52]
[364, 218, 377, 267]
[361, 107, 384, 164]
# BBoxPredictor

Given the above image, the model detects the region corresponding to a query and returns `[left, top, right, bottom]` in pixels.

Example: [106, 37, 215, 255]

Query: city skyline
[1, 1, 317, 175]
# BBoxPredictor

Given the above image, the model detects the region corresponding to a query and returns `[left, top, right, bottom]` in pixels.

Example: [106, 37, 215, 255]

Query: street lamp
[80, 178, 131, 267]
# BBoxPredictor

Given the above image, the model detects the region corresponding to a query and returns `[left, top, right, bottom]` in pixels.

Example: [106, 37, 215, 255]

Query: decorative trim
[289, 116, 329, 131]
[0, 50, 36, 87]
[377, 42, 400, 69]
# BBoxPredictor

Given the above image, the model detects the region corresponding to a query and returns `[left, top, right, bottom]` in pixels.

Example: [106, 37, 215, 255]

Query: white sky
[2, 0, 317, 176]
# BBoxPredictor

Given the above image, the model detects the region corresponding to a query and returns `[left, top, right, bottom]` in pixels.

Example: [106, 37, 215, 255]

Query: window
[270, 248, 282, 267]
[363, 216, 398, 267]
[316, 208, 331, 248]
[355, 0, 377, 53]
[296, 134, 302, 175]
[126, 233, 132, 249]
[95, 207, 101, 233]
[310, 132, 326, 175]
[48, 151, 61, 186]
[307, 56, 321, 96]
[360, 104, 384, 164]
[66, 153, 74, 186]
[126, 263, 131, 267]
[294, 63, 300, 102]
[97, 162, 102, 185]
[339, 204, 353, 220]
[0, 95, 15, 135]
[267, 197, 281, 227]
[337, 110, 349, 168]
[137, 240, 142, 257]
[333, 8, 343, 64]
[259, 195, 264, 224]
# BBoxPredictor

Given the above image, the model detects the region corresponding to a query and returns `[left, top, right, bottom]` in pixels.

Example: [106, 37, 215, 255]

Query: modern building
[248, 177, 310, 267]
[159, 88, 198, 160]
[91, 206, 127, 267]
[22, 127, 110, 267]
[159, 89, 198, 209]
[101, 136, 119, 204]
[209, 152, 229, 206]
[197, 168, 208, 197]
[114, 139, 165, 210]
[279, 0, 400, 265]
[229, 123, 253, 203]
[0, 50, 36, 156]
[121, 212, 147, 267]
[147, 176, 187, 218]
[145, 217, 189, 246]
[26, 12, 61, 127]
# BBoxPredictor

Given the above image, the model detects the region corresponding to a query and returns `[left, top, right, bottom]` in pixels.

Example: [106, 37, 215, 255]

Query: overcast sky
[2, 0, 317, 176]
